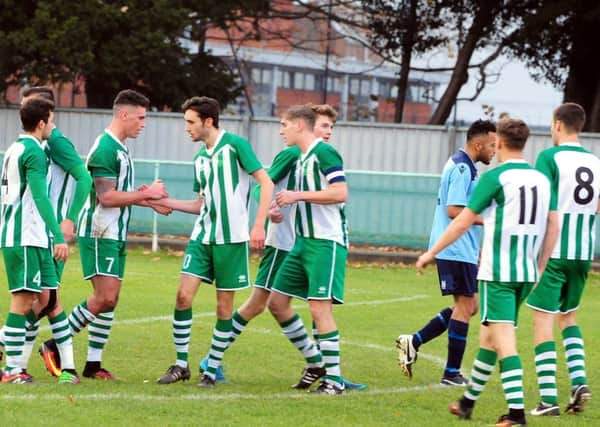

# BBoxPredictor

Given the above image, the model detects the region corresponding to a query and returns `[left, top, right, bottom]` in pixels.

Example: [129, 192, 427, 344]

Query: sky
[453, 58, 564, 127]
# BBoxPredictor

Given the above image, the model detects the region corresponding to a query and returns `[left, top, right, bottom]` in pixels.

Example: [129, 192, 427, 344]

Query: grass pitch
[0, 247, 599, 426]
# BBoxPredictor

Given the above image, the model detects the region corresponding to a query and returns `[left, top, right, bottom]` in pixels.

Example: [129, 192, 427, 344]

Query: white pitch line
[39, 295, 430, 330]
[228, 326, 446, 368]
[342, 295, 429, 306]
[0, 384, 446, 402]
[37, 293, 445, 368]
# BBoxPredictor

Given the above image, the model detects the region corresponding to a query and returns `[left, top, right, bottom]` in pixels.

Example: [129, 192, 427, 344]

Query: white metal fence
[4, 107, 600, 252]
[5, 107, 600, 172]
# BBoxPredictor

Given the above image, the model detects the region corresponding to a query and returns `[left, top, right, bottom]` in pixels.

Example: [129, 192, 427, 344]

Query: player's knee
[308, 306, 324, 321]
[216, 302, 233, 319]
[248, 299, 267, 317]
[470, 301, 479, 317]
[558, 312, 577, 330]
[175, 289, 193, 309]
[267, 296, 285, 317]
[453, 296, 477, 320]
[99, 294, 119, 310]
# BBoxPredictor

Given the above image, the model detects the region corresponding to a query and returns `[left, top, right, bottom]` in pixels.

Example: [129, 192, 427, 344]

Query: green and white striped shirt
[265, 146, 300, 251]
[191, 131, 263, 244]
[536, 143, 600, 260]
[468, 160, 552, 283]
[1, 134, 52, 247]
[77, 130, 134, 241]
[46, 127, 85, 223]
[294, 140, 348, 247]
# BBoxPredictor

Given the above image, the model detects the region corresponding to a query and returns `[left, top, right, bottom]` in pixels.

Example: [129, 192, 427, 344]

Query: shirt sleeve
[535, 150, 558, 210]
[446, 163, 472, 207]
[318, 145, 346, 184]
[65, 164, 93, 222]
[467, 170, 501, 214]
[268, 147, 300, 183]
[233, 137, 263, 174]
[24, 149, 64, 243]
[87, 147, 118, 179]
[47, 128, 84, 174]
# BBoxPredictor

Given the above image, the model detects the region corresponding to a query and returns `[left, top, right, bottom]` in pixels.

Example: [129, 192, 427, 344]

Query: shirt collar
[301, 138, 323, 161]
[19, 133, 42, 147]
[206, 129, 226, 155]
[105, 129, 127, 150]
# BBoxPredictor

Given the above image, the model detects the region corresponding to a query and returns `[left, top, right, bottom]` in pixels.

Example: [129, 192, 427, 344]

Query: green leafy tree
[510, 0, 600, 131]
[0, 0, 269, 109]
[362, 0, 543, 125]
[363, 0, 447, 122]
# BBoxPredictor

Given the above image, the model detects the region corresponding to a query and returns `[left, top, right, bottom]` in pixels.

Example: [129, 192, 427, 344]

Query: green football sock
[562, 326, 587, 386]
[463, 348, 497, 402]
[534, 341, 558, 404]
[87, 308, 114, 362]
[279, 314, 322, 367]
[500, 355, 524, 410]
[320, 330, 342, 388]
[173, 308, 192, 367]
[205, 318, 232, 379]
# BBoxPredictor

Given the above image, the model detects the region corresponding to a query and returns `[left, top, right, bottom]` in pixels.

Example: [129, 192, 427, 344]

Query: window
[360, 80, 370, 96]
[315, 75, 324, 91]
[251, 68, 261, 85]
[379, 81, 393, 98]
[250, 67, 275, 86]
[327, 77, 334, 92]
[305, 73, 315, 91]
[262, 69, 272, 84]
[293, 72, 304, 90]
[371, 80, 379, 97]
[350, 78, 360, 95]
[334, 77, 342, 92]
[280, 71, 291, 88]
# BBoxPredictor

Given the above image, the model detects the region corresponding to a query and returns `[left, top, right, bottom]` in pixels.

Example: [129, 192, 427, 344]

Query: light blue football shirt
[428, 149, 482, 264]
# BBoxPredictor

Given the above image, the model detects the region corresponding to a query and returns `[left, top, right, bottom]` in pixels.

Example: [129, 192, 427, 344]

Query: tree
[363, 0, 446, 122]
[361, 1, 548, 125]
[0, 0, 269, 109]
[332, 1, 538, 124]
[427, 1, 539, 125]
[0, 0, 92, 97]
[510, 0, 600, 131]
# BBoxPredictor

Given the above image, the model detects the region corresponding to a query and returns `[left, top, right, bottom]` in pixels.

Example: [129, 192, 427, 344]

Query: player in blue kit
[397, 120, 496, 385]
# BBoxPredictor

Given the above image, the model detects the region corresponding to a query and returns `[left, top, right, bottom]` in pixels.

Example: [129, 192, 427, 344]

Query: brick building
[202, 4, 447, 123]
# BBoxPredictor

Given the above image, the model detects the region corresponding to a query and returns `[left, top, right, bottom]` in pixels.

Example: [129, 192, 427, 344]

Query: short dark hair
[497, 118, 529, 151]
[20, 97, 55, 132]
[22, 86, 55, 102]
[283, 105, 316, 130]
[311, 104, 338, 123]
[181, 96, 220, 128]
[113, 89, 150, 109]
[467, 119, 496, 141]
[554, 103, 585, 133]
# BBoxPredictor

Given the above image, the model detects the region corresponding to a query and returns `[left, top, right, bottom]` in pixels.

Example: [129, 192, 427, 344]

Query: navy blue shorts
[436, 259, 478, 296]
